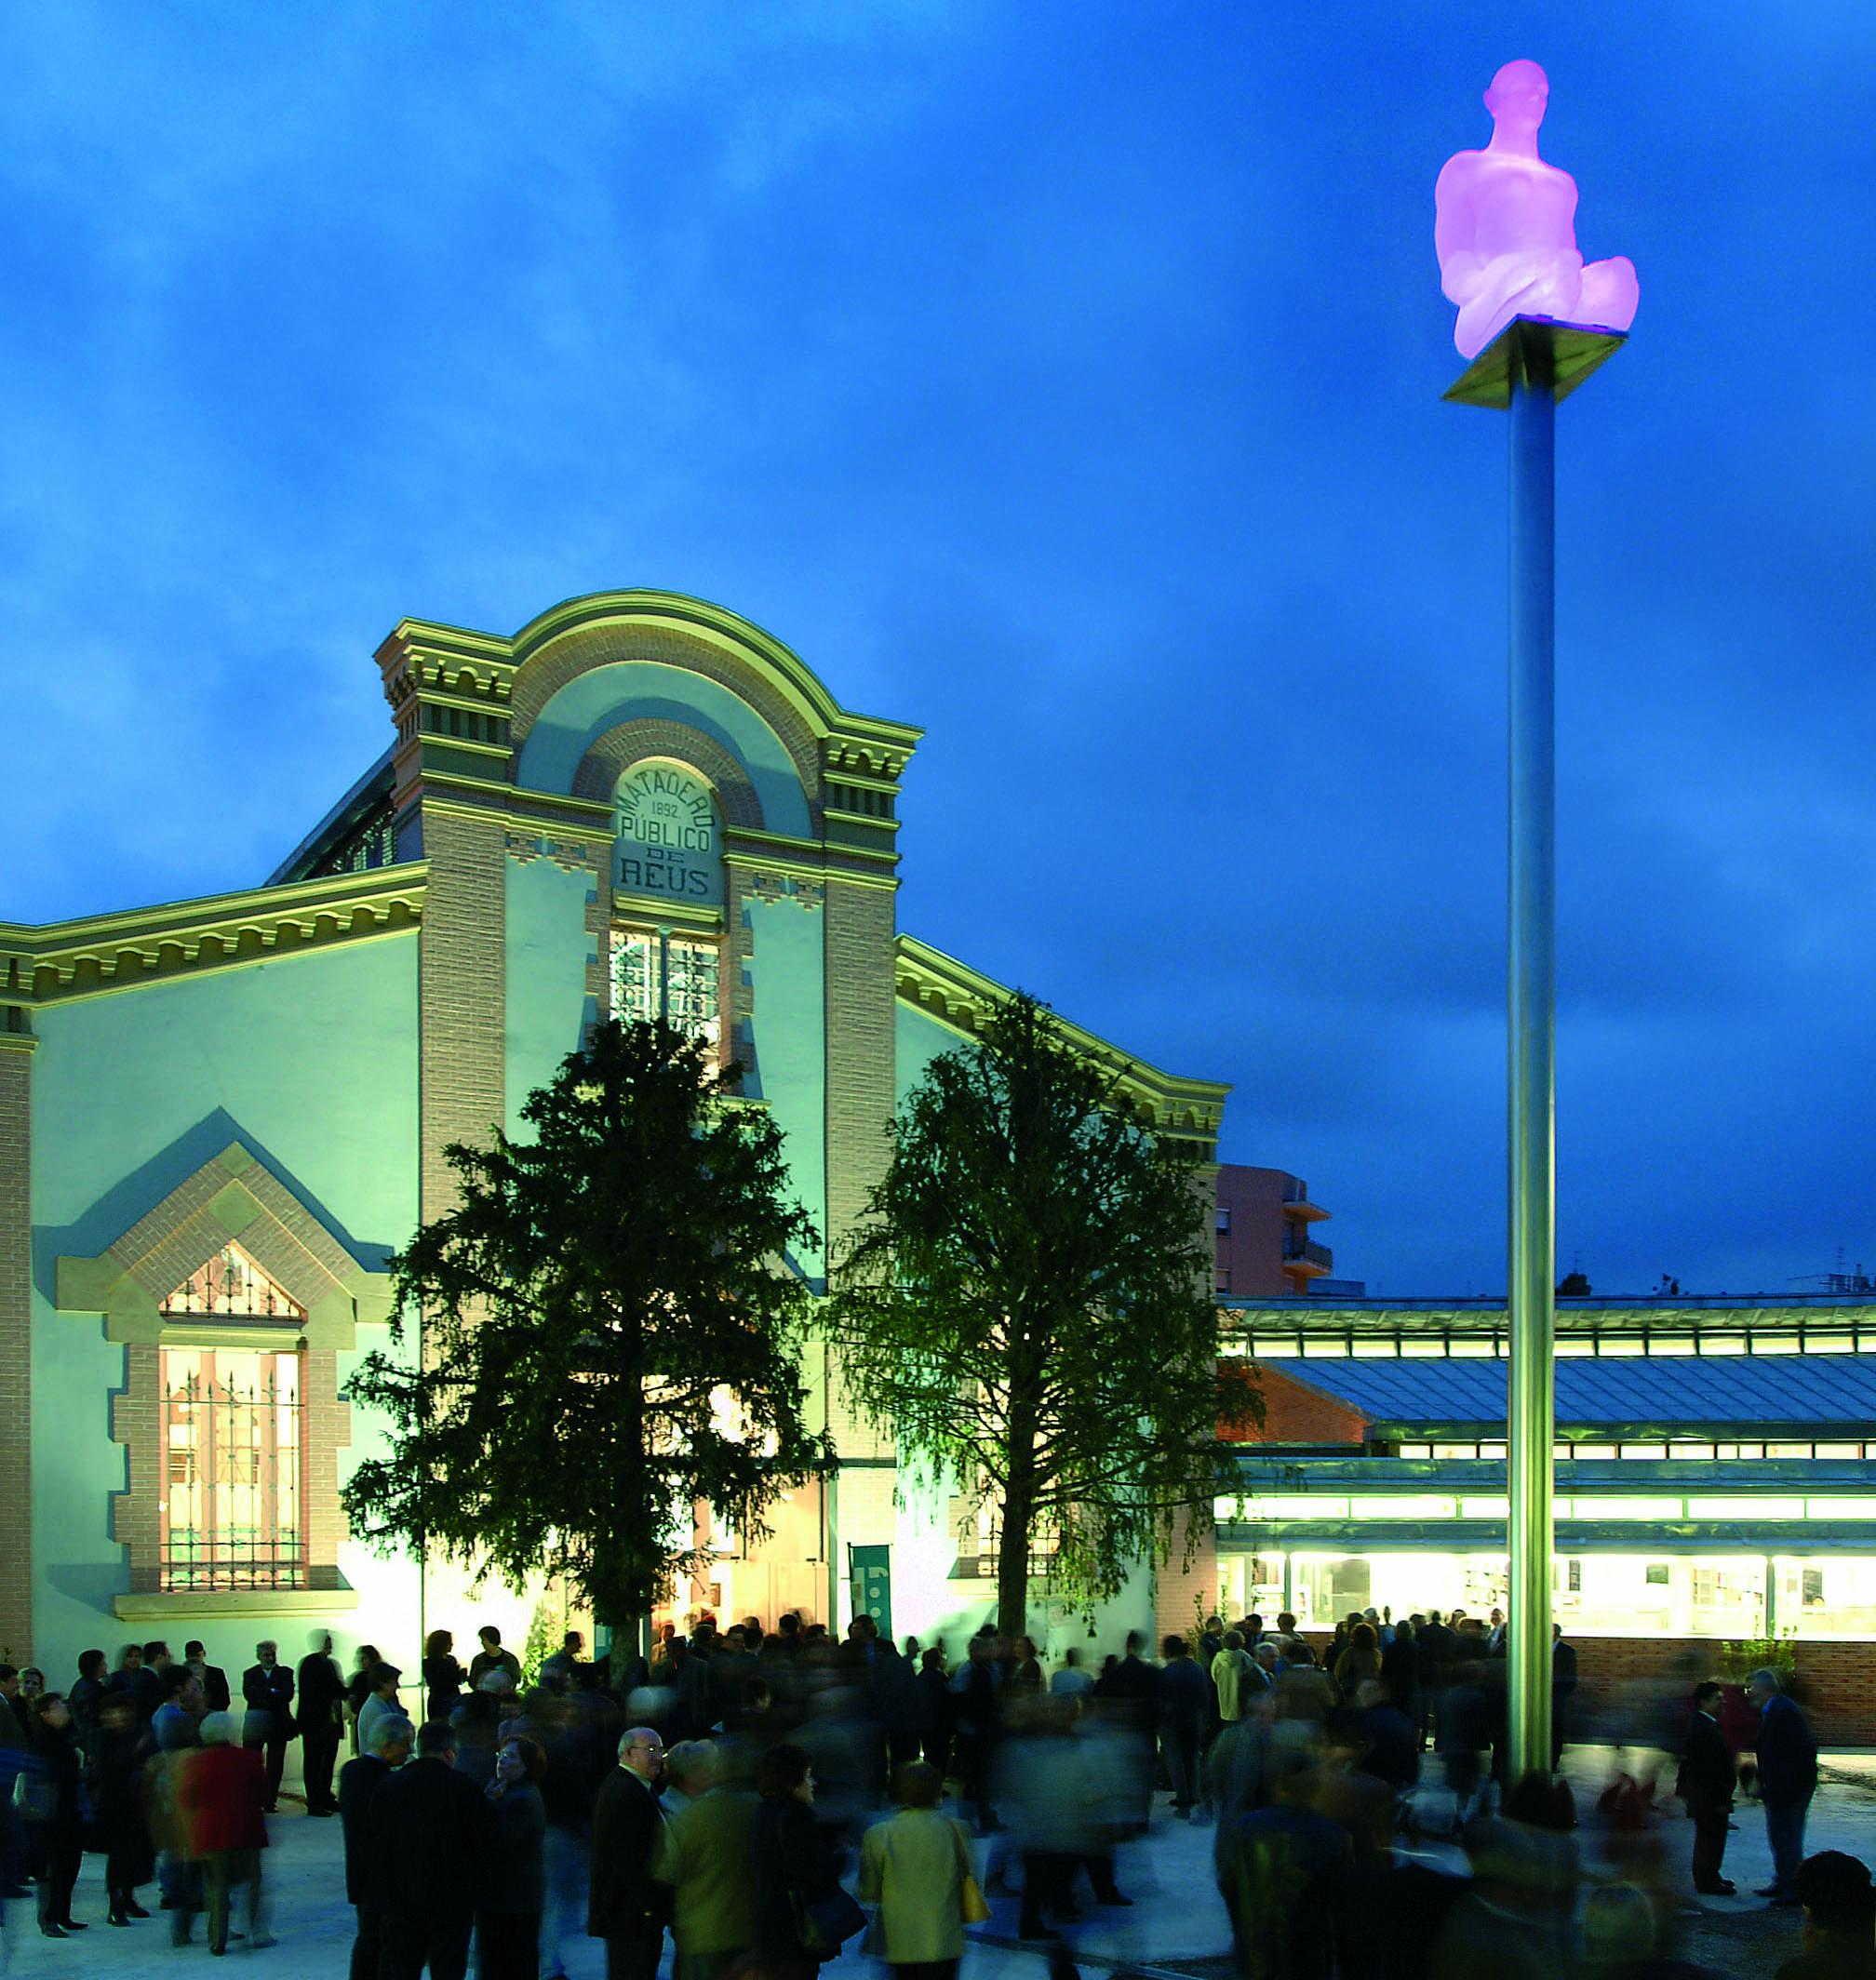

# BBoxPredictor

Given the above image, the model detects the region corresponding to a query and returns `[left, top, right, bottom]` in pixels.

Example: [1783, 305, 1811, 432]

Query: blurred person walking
[177, 1709, 272, 1955]
[87, 1692, 155, 1925]
[858, 1759, 979, 1978]
[1749, 1668, 1818, 1906]
[340, 1711, 412, 1980]
[479, 1734, 549, 1980]
[1216, 1757, 1355, 1979]
[751, 1740, 862, 1975]
[654, 1738, 761, 1977]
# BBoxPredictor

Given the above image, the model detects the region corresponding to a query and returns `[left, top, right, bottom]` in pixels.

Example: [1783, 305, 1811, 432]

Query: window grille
[610, 931, 720, 1049]
[160, 1244, 304, 1322]
[159, 1347, 305, 1590]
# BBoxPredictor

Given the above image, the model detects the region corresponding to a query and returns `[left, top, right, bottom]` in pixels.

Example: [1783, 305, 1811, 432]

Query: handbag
[955, 1823, 992, 1924]
[790, 1882, 867, 1955]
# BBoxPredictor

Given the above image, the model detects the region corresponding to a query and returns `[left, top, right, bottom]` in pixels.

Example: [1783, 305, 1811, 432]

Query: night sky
[4, 5, 1871, 1300]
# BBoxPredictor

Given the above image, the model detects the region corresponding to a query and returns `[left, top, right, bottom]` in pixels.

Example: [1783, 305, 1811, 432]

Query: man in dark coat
[184, 1641, 232, 1714]
[588, 1725, 669, 1980]
[1678, 1680, 1737, 1894]
[296, 1631, 345, 1816]
[1158, 1634, 1208, 1817]
[240, 1641, 296, 1814]
[340, 1712, 412, 1980]
[368, 1719, 495, 1980]
[1749, 1667, 1818, 1905]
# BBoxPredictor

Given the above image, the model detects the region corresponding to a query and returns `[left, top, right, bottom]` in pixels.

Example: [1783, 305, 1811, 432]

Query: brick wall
[1558, 1633, 1876, 1748]
[0, 1040, 29, 1660]
[1226, 1361, 1369, 1445]
[822, 877, 897, 1462]
[1155, 1508, 1219, 1647]
[109, 1344, 163, 1593]
[1263, 1627, 1876, 1749]
[418, 806, 508, 1223]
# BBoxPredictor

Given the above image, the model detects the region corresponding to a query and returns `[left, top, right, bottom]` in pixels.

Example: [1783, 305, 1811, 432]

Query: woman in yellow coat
[857, 1760, 975, 1977]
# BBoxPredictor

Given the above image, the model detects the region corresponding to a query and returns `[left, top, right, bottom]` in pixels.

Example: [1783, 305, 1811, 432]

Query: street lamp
[1437, 58, 1638, 1784]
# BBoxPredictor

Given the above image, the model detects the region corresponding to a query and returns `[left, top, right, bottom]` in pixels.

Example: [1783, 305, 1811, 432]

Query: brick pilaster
[822, 877, 897, 1465]
[418, 806, 508, 1221]
[109, 1345, 163, 1595]
[0, 1036, 34, 1658]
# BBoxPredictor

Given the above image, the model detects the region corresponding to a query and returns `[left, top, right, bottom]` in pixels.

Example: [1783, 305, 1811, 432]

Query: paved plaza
[4, 1748, 1876, 1978]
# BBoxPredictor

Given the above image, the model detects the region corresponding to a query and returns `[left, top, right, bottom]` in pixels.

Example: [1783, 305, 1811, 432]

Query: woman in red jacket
[177, 1712, 272, 1955]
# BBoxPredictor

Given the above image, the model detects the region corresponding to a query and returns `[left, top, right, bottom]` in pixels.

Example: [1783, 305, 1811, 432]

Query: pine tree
[825, 993, 1255, 1638]
[342, 1019, 826, 1681]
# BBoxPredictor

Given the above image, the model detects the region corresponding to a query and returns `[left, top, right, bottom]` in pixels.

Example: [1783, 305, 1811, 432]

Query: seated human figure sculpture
[1435, 59, 1638, 360]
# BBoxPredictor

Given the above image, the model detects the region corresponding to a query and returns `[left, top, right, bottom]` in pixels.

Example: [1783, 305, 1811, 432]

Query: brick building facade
[0, 590, 1229, 1698]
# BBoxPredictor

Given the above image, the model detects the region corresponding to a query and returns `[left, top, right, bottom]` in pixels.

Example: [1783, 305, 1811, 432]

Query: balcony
[1281, 1180, 1331, 1224]
[1283, 1238, 1334, 1278]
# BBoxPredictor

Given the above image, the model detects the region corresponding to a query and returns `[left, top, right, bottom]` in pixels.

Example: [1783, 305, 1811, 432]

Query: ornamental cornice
[892, 933, 1231, 1145]
[0, 865, 426, 1005]
[822, 737, 912, 783]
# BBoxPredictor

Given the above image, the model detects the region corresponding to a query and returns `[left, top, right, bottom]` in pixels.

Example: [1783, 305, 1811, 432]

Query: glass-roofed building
[1194, 1292, 1876, 1740]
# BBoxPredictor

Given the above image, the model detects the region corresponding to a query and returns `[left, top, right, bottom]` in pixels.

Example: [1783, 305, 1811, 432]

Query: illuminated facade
[1191, 1293, 1876, 1736]
[0, 591, 1228, 1690]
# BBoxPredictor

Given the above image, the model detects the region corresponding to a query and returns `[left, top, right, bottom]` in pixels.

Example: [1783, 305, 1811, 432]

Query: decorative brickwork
[418, 807, 507, 1223]
[55, 1143, 391, 1348]
[0, 1038, 33, 1660]
[570, 722, 764, 829]
[508, 622, 824, 825]
[502, 834, 601, 874]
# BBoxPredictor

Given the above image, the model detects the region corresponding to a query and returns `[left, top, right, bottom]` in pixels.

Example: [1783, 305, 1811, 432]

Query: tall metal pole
[1506, 323, 1557, 1783]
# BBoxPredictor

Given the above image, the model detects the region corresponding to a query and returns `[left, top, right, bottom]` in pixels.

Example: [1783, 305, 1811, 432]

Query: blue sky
[4, 2, 1872, 1299]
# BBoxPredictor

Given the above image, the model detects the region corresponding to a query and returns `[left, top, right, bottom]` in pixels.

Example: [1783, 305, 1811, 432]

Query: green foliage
[520, 1589, 565, 1689]
[1719, 1632, 1797, 1684]
[343, 1020, 828, 1665]
[825, 992, 1258, 1637]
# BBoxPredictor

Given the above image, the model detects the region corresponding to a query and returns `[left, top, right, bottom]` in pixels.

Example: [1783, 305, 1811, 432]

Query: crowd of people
[0, 1605, 1865, 1978]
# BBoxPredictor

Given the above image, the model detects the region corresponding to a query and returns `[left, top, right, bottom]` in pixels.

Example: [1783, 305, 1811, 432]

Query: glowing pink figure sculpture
[1435, 59, 1638, 360]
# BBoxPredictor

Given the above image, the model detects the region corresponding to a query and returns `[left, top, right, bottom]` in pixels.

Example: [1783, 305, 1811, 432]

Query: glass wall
[1220, 1549, 1876, 1639]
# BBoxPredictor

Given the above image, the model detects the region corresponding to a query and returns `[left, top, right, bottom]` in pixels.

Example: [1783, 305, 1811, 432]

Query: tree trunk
[998, 1396, 1039, 1639]
[606, 1612, 646, 1695]
[996, 1491, 1032, 1640]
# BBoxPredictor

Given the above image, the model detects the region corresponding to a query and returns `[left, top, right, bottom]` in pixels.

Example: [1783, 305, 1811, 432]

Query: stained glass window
[609, 931, 720, 1049]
